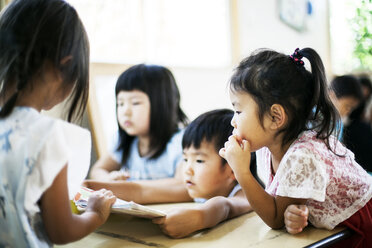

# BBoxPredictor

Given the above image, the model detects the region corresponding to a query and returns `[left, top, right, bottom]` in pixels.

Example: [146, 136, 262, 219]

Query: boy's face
[182, 140, 235, 199]
[330, 92, 360, 119]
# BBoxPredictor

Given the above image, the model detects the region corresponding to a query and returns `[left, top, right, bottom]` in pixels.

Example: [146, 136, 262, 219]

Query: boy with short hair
[152, 109, 252, 238]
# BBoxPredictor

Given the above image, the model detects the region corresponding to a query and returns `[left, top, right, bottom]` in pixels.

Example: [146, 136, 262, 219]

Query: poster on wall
[278, 0, 312, 32]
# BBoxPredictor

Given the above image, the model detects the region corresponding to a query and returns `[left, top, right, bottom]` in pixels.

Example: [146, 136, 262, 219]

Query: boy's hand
[86, 189, 116, 225]
[108, 170, 130, 181]
[219, 135, 252, 177]
[284, 204, 309, 234]
[152, 208, 203, 238]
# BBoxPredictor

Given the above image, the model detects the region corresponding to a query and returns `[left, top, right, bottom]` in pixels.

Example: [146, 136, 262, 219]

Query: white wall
[171, 67, 233, 121]
[237, 0, 331, 74]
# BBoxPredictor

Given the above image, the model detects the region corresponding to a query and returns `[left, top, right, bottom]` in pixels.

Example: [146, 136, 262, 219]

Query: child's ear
[269, 104, 286, 129]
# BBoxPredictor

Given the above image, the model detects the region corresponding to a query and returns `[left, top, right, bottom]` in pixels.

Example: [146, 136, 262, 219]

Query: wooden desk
[56, 203, 350, 248]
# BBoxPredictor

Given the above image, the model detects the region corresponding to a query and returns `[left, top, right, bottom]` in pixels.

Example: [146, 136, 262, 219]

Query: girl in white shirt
[0, 0, 116, 246]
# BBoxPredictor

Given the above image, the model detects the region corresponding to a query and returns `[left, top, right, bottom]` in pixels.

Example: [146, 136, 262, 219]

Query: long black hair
[115, 64, 188, 165]
[230, 48, 340, 151]
[0, 0, 89, 121]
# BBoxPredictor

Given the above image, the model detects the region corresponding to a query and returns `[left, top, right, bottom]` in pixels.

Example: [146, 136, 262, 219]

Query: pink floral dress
[256, 131, 372, 230]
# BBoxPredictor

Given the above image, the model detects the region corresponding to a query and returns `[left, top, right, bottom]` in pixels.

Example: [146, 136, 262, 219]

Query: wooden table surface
[56, 202, 346, 248]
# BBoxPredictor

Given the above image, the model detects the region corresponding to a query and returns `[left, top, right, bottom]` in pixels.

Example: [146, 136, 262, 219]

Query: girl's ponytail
[299, 48, 340, 150]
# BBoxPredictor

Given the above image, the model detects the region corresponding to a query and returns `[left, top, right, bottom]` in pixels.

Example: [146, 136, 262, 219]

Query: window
[329, 0, 371, 74]
[68, 0, 231, 67]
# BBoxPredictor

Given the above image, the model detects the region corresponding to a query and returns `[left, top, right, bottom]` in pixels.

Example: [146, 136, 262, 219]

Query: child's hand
[219, 134, 252, 177]
[86, 189, 116, 225]
[108, 170, 130, 181]
[284, 204, 309, 234]
[81, 179, 89, 188]
[152, 208, 202, 238]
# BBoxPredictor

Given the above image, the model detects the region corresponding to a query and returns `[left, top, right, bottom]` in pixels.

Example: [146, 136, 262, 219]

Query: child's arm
[152, 190, 252, 238]
[85, 161, 192, 204]
[284, 204, 309, 234]
[89, 154, 128, 181]
[220, 135, 307, 229]
[40, 164, 116, 244]
[84, 177, 192, 204]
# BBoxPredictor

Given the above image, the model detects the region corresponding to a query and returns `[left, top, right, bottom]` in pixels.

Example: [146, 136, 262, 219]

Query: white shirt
[0, 107, 91, 247]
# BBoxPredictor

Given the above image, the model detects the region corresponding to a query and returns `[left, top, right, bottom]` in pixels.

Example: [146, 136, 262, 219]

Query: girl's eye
[196, 159, 205, 163]
[235, 111, 241, 115]
[132, 101, 141, 106]
[183, 158, 188, 162]
[117, 102, 124, 107]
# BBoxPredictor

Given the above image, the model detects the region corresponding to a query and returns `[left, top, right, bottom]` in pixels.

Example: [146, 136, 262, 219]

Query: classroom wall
[236, 0, 331, 73]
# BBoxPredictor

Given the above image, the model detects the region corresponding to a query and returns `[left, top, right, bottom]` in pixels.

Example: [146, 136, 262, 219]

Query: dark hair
[349, 74, 372, 121]
[230, 48, 340, 151]
[330, 75, 363, 99]
[359, 75, 372, 98]
[115, 64, 188, 165]
[0, 0, 89, 121]
[182, 109, 233, 164]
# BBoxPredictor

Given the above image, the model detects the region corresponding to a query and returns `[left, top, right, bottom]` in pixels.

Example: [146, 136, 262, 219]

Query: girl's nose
[231, 115, 237, 128]
[183, 161, 194, 176]
[122, 105, 131, 115]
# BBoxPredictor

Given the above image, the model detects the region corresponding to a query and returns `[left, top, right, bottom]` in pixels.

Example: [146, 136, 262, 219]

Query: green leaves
[350, 0, 372, 70]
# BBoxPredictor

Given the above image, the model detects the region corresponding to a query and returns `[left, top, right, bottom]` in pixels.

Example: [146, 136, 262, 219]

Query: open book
[73, 187, 166, 219]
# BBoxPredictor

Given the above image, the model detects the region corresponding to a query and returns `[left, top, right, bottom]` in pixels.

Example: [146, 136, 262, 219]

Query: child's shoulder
[2, 107, 53, 134]
[287, 130, 352, 164]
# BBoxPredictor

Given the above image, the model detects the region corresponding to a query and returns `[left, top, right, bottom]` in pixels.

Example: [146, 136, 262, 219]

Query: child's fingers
[107, 195, 116, 205]
[285, 210, 308, 224]
[286, 226, 304, 235]
[284, 204, 308, 234]
[219, 148, 226, 158]
[228, 135, 239, 144]
[110, 171, 128, 181]
[93, 188, 106, 196]
[102, 189, 113, 196]
[287, 204, 308, 216]
[284, 215, 307, 234]
[242, 140, 251, 152]
[298, 205, 309, 215]
[81, 180, 89, 187]
[121, 170, 130, 179]
[152, 217, 165, 225]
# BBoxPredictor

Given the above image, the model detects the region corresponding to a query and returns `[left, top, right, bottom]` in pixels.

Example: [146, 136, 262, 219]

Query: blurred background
[2, 0, 370, 163]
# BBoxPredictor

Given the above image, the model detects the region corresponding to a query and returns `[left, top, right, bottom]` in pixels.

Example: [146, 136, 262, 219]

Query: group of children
[330, 74, 372, 171]
[0, 0, 371, 247]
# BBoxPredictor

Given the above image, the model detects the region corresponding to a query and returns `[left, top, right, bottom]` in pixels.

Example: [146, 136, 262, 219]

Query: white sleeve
[59, 121, 91, 198]
[275, 149, 328, 202]
[24, 121, 91, 214]
[256, 148, 270, 187]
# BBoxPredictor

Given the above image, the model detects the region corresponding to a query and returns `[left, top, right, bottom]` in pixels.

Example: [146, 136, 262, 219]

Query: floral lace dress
[0, 107, 91, 247]
[256, 131, 372, 230]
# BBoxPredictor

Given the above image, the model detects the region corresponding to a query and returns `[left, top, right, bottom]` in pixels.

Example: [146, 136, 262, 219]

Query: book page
[73, 187, 166, 219]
